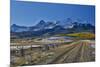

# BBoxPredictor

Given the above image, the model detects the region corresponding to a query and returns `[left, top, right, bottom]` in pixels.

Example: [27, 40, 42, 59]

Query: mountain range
[11, 18, 95, 38]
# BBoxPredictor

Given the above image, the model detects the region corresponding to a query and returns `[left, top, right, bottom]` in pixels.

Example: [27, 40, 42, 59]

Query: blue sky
[11, 0, 95, 26]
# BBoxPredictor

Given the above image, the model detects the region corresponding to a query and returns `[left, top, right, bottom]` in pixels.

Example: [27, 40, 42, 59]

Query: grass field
[10, 32, 95, 66]
[60, 32, 95, 39]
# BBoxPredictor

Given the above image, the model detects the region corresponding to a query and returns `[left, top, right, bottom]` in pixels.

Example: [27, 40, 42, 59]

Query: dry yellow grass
[60, 32, 95, 39]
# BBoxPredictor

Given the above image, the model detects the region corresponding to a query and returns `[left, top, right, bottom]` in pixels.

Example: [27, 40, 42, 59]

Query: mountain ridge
[11, 19, 95, 38]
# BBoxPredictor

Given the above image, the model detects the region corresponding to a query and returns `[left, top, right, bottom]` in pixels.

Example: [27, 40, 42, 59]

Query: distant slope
[60, 32, 95, 39]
